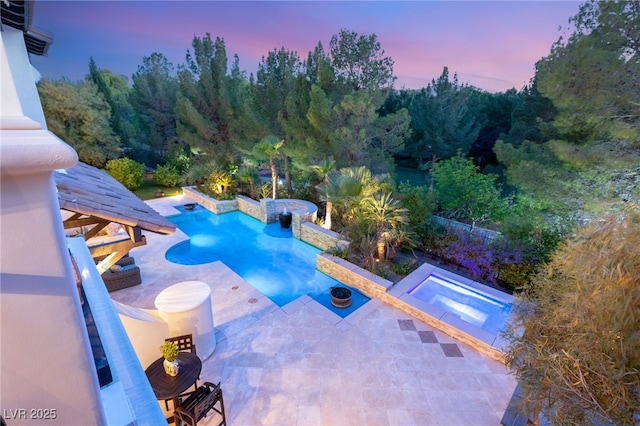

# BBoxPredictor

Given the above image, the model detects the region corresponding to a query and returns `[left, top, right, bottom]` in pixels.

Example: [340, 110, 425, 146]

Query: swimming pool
[407, 274, 512, 335]
[166, 204, 369, 314]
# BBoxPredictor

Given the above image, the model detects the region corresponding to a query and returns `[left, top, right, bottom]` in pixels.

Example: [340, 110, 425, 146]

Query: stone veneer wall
[274, 199, 318, 221]
[182, 186, 238, 214]
[316, 253, 506, 363]
[300, 222, 349, 251]
[261, 198, 277, 223]
[316, 253, 392, 299]
[236, 195, 262, 220]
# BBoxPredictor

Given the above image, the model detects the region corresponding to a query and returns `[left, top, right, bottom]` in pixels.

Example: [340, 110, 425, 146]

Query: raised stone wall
[237, 195, 262, 221]
[317, 253, 392, 299]
[261, 198, 277, 223]
[274, 199, 318, 222]
[182, 187, 238, 214]
[300, 222, 349, 251]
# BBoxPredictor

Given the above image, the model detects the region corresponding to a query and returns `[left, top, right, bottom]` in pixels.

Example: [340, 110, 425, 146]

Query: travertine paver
[110, 195, 517, 425]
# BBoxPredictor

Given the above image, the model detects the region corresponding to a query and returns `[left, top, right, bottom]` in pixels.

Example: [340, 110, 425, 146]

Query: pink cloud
[32, 0, 580, 92]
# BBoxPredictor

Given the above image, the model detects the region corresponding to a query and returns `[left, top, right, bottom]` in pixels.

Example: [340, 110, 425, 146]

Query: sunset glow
[31, 1, 581, 93]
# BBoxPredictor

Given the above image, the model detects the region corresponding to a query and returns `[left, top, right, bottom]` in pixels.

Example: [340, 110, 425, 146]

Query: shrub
[398, 182, 437, 242]
[154, 164, 181, 187]
[440, 232, 496, 281]
[105, 158, 145, 190]
[206, 168, 235, 199]
[390, 259, 418, 276]
[326, 244, 349, 259]
[497, 263, 536, 293]
[504, 210, 640, 424]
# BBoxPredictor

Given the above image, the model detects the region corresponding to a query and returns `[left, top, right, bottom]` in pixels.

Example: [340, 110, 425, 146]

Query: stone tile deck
[110, 195, 517, 425]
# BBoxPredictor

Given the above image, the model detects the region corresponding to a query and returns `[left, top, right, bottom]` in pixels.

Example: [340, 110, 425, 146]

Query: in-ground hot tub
[390, 262, 515, 362]
[406, 274, 512, 335]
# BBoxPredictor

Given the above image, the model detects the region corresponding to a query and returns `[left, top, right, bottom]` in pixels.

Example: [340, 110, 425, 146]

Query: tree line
[38, 1, 640, 423]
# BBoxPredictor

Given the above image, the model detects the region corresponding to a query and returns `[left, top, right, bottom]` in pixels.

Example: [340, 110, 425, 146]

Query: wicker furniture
[174, 381, 226, 426]
[101, 257, 142, 292]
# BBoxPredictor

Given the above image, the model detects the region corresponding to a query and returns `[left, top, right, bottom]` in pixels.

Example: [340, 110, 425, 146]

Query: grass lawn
[134, 178, 182, 201]
[396, 166, 429, 187]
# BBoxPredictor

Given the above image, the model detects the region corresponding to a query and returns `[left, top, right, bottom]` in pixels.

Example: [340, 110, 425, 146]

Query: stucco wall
[0, 27, 108, 425]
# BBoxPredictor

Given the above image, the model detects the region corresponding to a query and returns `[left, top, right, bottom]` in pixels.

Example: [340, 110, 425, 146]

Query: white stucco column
[0, 27, 107, 425]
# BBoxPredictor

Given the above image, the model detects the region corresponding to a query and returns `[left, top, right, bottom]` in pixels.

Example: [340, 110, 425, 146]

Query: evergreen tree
[536, 0, 640, 144]
[88, 57, 122, 141]
[175, 34, 240, 162]
[38, 78, 120, 167]
[253, 47, 303, 193]
[406, 67, 480, 164]
[130, 52, 179, 165]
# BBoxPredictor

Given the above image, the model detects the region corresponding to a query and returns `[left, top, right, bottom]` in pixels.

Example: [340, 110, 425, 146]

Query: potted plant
[159, 341, 180, 376]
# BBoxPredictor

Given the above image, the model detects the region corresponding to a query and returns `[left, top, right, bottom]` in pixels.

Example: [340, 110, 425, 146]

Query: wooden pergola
[55, 162, 176, 274]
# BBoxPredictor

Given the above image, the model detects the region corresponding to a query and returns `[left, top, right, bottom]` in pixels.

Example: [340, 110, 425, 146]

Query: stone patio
[110, 195, 517, 425]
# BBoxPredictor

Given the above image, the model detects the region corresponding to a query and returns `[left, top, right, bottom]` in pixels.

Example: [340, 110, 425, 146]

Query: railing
[78, 285, 113, 388]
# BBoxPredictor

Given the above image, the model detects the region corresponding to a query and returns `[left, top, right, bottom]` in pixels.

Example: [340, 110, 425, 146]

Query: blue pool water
[166, 204, 369, 315]
[407, 275, 512, 334]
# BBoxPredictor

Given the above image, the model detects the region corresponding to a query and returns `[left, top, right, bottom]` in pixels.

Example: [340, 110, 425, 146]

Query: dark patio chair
[163, 334, 198, 410]
[174, 382, 226, 426]
[166, 334, 197, 355]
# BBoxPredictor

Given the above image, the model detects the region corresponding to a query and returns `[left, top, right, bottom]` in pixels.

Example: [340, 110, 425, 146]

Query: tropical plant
[236, 163, 260, 199]
[311, 157, 336, 229]
[207, 167, 235, 198]
[316, 166, 382, 230]
[182, 160, 217, 188]
[360, 192, 408, 261]
[252, 136, 284, 199]
[259, 183, 272, 199]
[341, 211, 377, 271]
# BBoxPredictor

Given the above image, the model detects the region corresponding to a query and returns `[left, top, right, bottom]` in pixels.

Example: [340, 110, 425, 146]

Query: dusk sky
[31, 1, 582, 93]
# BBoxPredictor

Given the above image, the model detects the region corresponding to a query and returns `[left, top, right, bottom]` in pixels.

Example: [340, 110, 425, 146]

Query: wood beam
[83, 221, 109, 241]
[88, 236, 146, 259]
[63, 217, 102, 229]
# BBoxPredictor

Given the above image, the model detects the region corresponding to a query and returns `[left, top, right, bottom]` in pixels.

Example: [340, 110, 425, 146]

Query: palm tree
[236, 163, 259, 199]
[316, 165, 382, 230]
[311, 157, 336, 229]
[252, 135, 284, 199]
[361, 192, 408, 261]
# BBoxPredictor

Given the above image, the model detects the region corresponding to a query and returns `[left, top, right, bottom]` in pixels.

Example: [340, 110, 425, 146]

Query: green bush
[390, 259, 418, 276]
[398, 182, 438, 243]
[326, 244, 349, 259]
[105, 158, 145, 190]
[154, 164, 181, 188]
